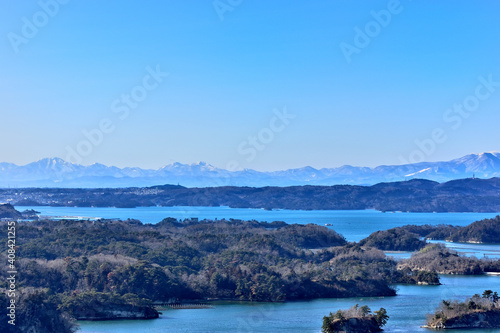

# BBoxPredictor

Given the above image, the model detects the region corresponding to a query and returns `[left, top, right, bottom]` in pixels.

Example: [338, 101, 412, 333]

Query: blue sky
[1, 0, 499, 171]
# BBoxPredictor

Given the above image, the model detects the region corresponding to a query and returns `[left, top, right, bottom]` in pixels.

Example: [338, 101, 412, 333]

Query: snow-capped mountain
[0, 153, 499, 188]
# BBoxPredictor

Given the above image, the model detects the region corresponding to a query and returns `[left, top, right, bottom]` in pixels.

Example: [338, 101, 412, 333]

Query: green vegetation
[1, 217, 410, 304]
[0, 289, 77, 333]
[322, 304, 388, 333]
[0, 215, 441, 330]
[396, 216, 500, 244]
[398, 243, 500, 275]
[427, 290, 500, 329]
[59, 291, 159, 320]
[396, 224, 462, 240]
[0, 203, 22, 219]
[359, 228, 426, 251]
[447, 216, 500, 243]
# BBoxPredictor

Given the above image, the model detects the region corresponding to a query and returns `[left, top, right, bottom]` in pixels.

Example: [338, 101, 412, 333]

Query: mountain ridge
[2, 177, 500, 212]
[1, 152, 500, 188]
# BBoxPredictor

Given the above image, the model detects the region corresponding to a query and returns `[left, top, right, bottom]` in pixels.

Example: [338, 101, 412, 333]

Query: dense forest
[358, 228, 427, 251]
[394, 224, 463, 240]
[1, 217, 422, 302]
[0, 289, 77, 333]
[382, 216, 500, 244]
[0, 215, 442, 331]
[0, 203, 22, 219]
[2, 177, 500, 212]
[447, 215, 500, 243]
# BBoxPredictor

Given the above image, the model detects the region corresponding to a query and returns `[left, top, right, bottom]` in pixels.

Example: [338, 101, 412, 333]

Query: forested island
[2, 177, 500, 212]
[426, 290, 500, 329]
[322, 305, 389, 333]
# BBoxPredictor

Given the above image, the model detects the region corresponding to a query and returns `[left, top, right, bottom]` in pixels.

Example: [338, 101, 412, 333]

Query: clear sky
[1, 0, 499, 171]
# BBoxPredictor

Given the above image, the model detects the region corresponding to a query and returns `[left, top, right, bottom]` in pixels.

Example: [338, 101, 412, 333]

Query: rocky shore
[425, 310, 500, 330]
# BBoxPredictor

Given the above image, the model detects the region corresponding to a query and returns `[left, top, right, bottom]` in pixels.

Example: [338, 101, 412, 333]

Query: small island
[425, 290, 500, 329]
[322, 304, 389, 333]
[0, 203, 23, 219]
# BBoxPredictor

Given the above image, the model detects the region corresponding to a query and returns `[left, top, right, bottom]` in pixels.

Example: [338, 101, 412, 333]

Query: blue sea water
[16, 206, 500, 332]
[78, 275, 500, 333]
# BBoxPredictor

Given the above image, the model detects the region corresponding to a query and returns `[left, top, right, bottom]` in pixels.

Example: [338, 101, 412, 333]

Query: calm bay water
[78, 275, 500, 333]
[17, 206, 500, 332]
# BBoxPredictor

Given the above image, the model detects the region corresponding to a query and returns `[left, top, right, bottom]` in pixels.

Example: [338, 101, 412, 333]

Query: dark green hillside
[359, 228, 426, 251]
[3, 177, 500, 212]
[0, 290, 77, 333]
[2, 218, 408, 303]
[0, 203, 22, 219]
[394, 216, 500, 244]
[392, 224, 462, 240]
[447, 216, 500, 243]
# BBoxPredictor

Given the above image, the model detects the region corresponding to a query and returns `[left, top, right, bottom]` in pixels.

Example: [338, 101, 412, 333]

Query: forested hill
[0, 203, 23, 219]
[2, 177, 500, 212]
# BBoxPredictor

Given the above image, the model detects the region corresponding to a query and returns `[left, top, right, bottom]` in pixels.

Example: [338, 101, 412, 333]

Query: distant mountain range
[1, 152, 499, 188]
